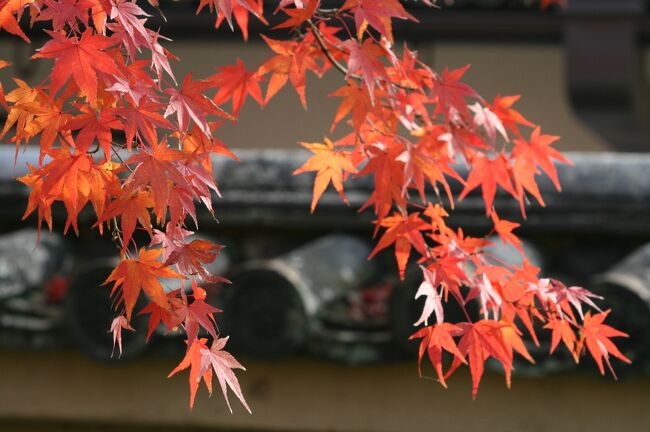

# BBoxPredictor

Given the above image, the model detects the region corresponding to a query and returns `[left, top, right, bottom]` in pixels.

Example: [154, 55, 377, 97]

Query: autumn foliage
[0, 0, 630, 411]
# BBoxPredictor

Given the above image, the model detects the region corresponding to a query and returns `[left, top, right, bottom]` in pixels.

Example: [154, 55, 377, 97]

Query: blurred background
[1, 1, 650, 431]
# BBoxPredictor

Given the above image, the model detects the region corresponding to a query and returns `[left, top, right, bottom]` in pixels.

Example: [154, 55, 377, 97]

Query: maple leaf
[178, 280, 222, 344]
[471, 273, 503, 321]
[579, 310, 631, 378]
[340, 0, 416, 42]
[215, 0, 267, 41]
[459, 153, 516, 215]
[431, 65, 479, 121]
[117, 98, 173, 150]
[342, 38, 388, 100]
[274, 0, 318, 30]
[329, 82, 372, 131]
[66, 105, 122, 159]
[165, 73, 220, 137]
[490, 95, 534, 135]
[544, 317, 578, 361]
[258, 36, 319, 108]
[293, 138, 358, 212]
[426, 253, 468, 303]
[446, 321, 511, 399]
[109, 314, 134, 357]
[498, 323, 535, 387]
[469, 102, 508, 143]
[424, 203, 449, 233]
[513, 127, 572, 191]
[164, 239, 226, 283]
[357, 141, 406, 223]
[368, 212, 429, 279]
[12, 97, 71, 160]
[36, 0, 95, 32]
[490, 212, 522, 253]
[168, 338, 214, 409]
[147, 29, 177, 83]
[410, 323, 465, 387]
[512, 151, 545, 215]
[550, 280, 603, 320]
[208, 59, 264, 118]
[413, 265, 444, 326]
[398, 135, 461, 204]
[19, 151, 119, 234]
[0, 0, 31, 42]
[33, 29, 121, 106]
[104, 248, 182, 321]
[198, 0, 267, 40]
[151, 223, 193, 261]
[177, 153, 222, 216]
[109, 0, 150, 49]
[106, 61, 158, 105]
[138, 289, 185, 341]
[101, 190, 155, 250]
[125, 139, 192, 224]
[0, 79, 42, 145]
[199, 336, 251, 414]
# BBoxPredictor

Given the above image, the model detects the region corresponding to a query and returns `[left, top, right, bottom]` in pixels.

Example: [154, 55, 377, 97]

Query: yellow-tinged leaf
[293, 137, 357, 212]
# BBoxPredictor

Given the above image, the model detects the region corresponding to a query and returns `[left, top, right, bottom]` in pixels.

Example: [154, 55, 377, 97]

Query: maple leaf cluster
[0, 0, 628, 410]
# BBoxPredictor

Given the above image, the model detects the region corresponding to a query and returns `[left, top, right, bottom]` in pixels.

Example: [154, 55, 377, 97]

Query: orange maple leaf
[293, 137, 358, 212]
[105, 248, 182, 321]
[0, 0, 31, 42]
[168, 338, 213, 409]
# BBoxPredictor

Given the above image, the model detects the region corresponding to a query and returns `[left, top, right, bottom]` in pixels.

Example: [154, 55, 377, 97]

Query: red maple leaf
[198, 0, 267, 40]
[178, 280, 222, 344]
[342, 38, 387, 100]
[101, 189, 155, 249]
[446, 320, 511, 399]
[544, 317, 578, 361]
[431, 65, 479, 121]
[490, 95, 534, 135]
[66, 105, 122, 159]
[125, 139, 193, 224]
[490, 212, 522, 253]
[33, 29, 121, 106]
[164, 72, 221, 137]
[369, 212, 429, 279]
[459, 153, 516, 215]
[117, 98, 173, 150]
[138, 289, 185, 342]
[164, 239, 226, 283]
[274, 0, 318, 30]
[208, 59, 264, 118]
[579, 310, 631, 377]
[513, 127, 572, 190]
[340, 0, 416, 41]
